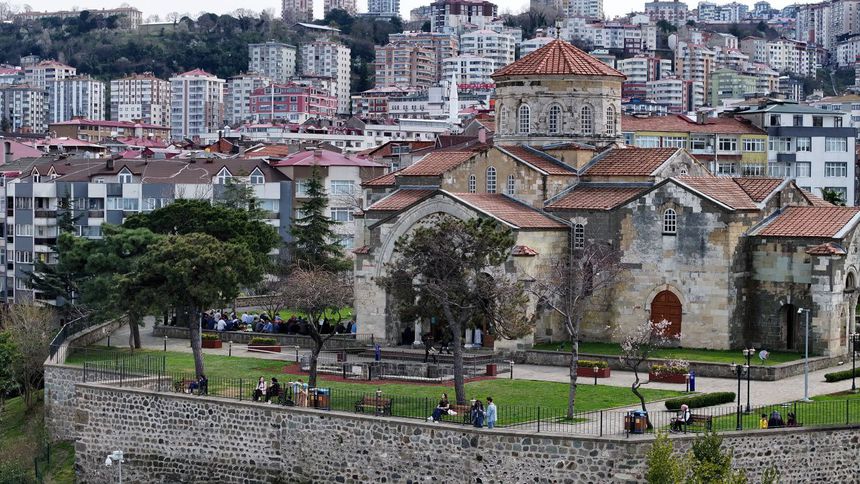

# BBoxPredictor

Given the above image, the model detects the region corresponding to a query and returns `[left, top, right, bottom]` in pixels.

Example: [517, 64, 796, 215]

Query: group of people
[201, 310, 356, 336]
[251, 376, 311, 406]
[428, 392, 498, 429]
[759, 410, 797, 429]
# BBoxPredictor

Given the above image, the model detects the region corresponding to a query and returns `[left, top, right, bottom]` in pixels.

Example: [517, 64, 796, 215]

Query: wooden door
[651, 291, 682, 338]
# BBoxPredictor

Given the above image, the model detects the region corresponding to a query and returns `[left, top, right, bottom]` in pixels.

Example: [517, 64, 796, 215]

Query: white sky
[23, 0, 823, 22]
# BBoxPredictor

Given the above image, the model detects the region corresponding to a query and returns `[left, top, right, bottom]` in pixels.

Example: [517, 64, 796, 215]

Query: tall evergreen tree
[289, 166, 350, 272]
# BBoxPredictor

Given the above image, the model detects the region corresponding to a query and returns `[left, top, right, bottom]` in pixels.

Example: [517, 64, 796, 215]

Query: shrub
[645, 432, 688, 484]
[665, 392, 736, 410]
[576, 359, 608, 369]
[824, 367, 860, 382]
[202, 333, 220, 341]
[651, 360, 690, 375]
[249, 337, 277, 346]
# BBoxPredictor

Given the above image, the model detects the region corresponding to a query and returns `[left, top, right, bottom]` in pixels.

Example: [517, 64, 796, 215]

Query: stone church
[353, 39, 860, 357]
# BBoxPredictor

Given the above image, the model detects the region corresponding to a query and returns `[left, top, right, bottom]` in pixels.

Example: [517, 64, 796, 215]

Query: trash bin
[689, 371, 696, 392]
[627, 410, 647, 434]
[486, 363, 497, 376]
[313, 388, 331, 409]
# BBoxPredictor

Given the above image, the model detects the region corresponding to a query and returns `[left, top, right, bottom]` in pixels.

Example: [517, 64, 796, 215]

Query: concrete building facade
[110, 73, 171, 127]
[248, 42, 297, 84]
[169, 69, 225, 140]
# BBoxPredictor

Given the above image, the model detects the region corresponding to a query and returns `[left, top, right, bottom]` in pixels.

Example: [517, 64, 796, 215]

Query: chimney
[478, 127, 487, 144]
[106, 158, 114, 170]
[696, 110, 707, 125]
[313, 149, 323, 158]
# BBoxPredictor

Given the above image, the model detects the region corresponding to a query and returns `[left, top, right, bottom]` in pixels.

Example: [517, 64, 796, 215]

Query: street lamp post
[852, 333, 860, 393]
[104, 450, 124, 484]
[798, 308, 812, 402]
[731, 363, 746, 430]
[593, 366, 599, 386]
[742, 348, 755, 413]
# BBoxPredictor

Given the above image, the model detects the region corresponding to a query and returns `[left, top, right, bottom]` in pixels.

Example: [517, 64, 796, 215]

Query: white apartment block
[0, 85, 48, 133]
[740, 37, 768, 64]
[674, 41, 715, 95]
[388, 31, 459, 83]
[568, 0, 603, 19]
[282, 0, 313, 23]
[47, 77, 105, 123]
[809, 95, 860, 138]
[387, 86, 488, 119]
[324, 0, 357, 16]
[169, 69, 225, 140]
[617, 56, 672, 83]
[697, 2, 718, 22]
[459, 30, 515, 72]
[430, 0, 498, 34]
[717, 2, 748, 23]
[249, 42, 297, 84]
[766, 39, 813, 76]
[368, 0, 401, 16]
[300, 41, 352, 115]
[646, 78, 704, 113]
[24, 61, 76, 90]
[226, 73, 271, 125]
[557, 18, 657, 53]
[442, 55, 496, 85]
[644, 0, 688, 25]
[110, 73, 171, 127]
[836, 37, 860, 67]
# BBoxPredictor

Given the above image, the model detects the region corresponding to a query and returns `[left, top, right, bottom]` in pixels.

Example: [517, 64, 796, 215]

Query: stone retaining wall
[521, 350, 844, 381]
[72, 382, 860, 483]
[44, 364, 86, 441]
[152, 326, 372, 350]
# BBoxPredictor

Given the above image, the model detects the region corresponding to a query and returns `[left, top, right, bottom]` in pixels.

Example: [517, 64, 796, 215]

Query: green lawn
[66, 348, 682, 418]
[0, 394, 74, 483]
[533, 341, 802, 366]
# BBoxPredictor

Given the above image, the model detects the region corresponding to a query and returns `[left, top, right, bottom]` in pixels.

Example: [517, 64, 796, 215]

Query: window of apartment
[118, 168, 133, 184]
[835, 117, 844, 128]
[690, 136, 710, 151]
[717, 163, 737, 175]
[717, 137, 738, 152]
[662, 209, 677, 235]
[14, 224, 32, 236]
[825, 137, 847, 152]
[548, 104, 561, 134]
[793, 115, 803, 127]
[35, 226, 57, 238]
[31, 169, 40, 183]
[15, 250, 32, 264]
[330, 180, 354, 196]
[769, 114, 781, 126]
[518, 104, 530, 134]
[742, 165, 764, 176]
[768, 137, 792, 153]
[79, 226, 103, 238]
[330, 207, 354, 223]
[249, 168, 265, 185]
[468, 174, 476, 193]
[506, 175, 516, 196]
[573, 223, 585, 249]
[16, 278, 28, 290]
[106, 197, 139, 211]
[662, 136, 687, 148]
[824, 186, 848, 203]
[635, 136, 660, 148]
[215, 167, 232, 185]
[795, 162, 812, 177]
[14, 197, 31, 209]
[825, 162, 848, 177]
[258, 200, 279, 214]
[295, 180, 310, 197]
[796, 137, 812, 152]
[580, 105, 593, 135]
[742, 138, 765, 152]
[93, 177, 105, 184]
[143, 198, 170, 211]
[813, 116, 823, 127]
[486, 167, 497, 194]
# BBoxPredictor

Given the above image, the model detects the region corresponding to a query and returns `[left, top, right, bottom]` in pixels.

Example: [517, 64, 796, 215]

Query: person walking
[486, 397, 497, 429]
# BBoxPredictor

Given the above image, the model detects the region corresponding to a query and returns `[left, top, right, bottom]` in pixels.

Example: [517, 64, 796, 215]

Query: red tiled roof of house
[756, 206, 860, 238]
[674, 177, 759, 210]
[546, 186, 647, 211]
[177, 68, 217, 78]
[511, 245, 539, 256]
[498, 145, 577, 175]
[366, 189, 435, 211]
[621, 114, 765, 135]
[452, 193, 568, 229]
[492, 39, 625, 78]
[244, 144, 293, 159]
[805, 242, 847, 255]
[352, 245, 371, 255]
[733, 177, 785, 202]
[399, 151, 477, 177]
[476, 119, 496, 132]
[272, 150, 384, 168]
[362, 169, 401, 188]
[800, 188, 833, 207]
[583, 148, 679, 177]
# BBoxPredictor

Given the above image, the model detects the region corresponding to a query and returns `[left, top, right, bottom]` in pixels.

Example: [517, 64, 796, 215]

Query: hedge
[249, 337, 278, 346]
[576, 359, 608, 369]
[824, 367, 860, 382]
[664, 392, 736, 410]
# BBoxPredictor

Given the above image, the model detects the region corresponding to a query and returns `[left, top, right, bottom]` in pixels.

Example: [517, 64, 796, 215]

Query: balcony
[35, 237, 57, 246]
[34, 209, 57, 218]
[88, 210, 105, 218]
[775, 153, 796, 163]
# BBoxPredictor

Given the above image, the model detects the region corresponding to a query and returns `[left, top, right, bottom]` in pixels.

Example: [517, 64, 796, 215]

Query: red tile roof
[546, 186, 646, 211]
[272, 150, 384, 168]
[584, 148, 679, 177]
[352, 245, 371, 255]
[244, 144, 293, 159]
[757, 207, 860, 238]
[366, 189, 435, 211]
[511, 245, 539, 256]
[800, 188, 833, 207]
[805, 242, 847, 255]
[621, 114, 765, 135]
[674, 177, 759, 210]
[732, 177, 784, 202]
[399, 151, 477, 177]
[362, 169, 400, 187]
[498, 145, 577, 175]
[492, 39, 625, 78]
[177, 68, 217, 78]
[452, 193, 568, 229]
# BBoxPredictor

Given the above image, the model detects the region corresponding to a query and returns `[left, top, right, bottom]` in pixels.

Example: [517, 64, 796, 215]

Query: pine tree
[289, 166, 350, 272]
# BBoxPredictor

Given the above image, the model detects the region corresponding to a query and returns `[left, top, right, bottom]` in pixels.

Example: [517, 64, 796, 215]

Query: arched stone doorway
[781, 304, 798, 351]
[651, 291, 682, 338]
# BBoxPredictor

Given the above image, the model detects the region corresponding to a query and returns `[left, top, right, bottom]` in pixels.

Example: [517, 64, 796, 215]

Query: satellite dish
[668, 34, 678, 51]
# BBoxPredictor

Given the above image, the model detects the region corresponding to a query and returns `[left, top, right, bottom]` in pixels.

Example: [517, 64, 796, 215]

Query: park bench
[447, 404, 473, 425]
[688, 414, 712, 431]
[174, 379, 207, 395]
[355, 395, 392, 415]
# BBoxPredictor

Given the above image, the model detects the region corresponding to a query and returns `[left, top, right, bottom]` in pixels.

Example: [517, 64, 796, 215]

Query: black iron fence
[48, 314, 98, 363]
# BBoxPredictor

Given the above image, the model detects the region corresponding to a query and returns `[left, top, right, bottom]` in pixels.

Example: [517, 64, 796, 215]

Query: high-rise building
[169, 69, 225, 140]
[248, 42, 297, 84]
[368, 0, 401, 17]
[644, 0, 688, 25]
[282, 0, 313, 23]
[374, 42, 436, 89]
[430, 0, 498, 34]
[226, 73, 271, 125]
[0, 85, 48, 133]
[249, 83, 338, 123]
[442, 55, 496, 85]
[459, 29, 516, 72]
[47, 77, 105, 123]
[300, 41, 352, 115]
[110, 73, 171, 127]
[24, 60, 76, 89]
[388, 31, 459, 83]
[567, 0, 603, 19]
[617, 55, 672, 99]
[646, 77, 704, 113]
[324, 0, 357, 16]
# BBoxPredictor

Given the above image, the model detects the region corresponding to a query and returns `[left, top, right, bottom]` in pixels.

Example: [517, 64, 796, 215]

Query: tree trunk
[128, 313, 141, 349]
[450, 322, 466, 405]
[631, 369, 653, 429]
[567, 330, 578, 419]
[186, 306, 205, 379]
[308, 344, 322, 389]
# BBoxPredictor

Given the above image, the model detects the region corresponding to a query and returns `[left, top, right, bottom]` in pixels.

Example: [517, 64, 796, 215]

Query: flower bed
[576, 359, 610, 378]
[202, 333, 222, 349]
[248, 337, 280, 353]
[649, 361, 689, 384]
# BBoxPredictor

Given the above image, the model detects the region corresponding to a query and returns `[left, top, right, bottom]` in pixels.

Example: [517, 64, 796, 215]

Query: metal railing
[48, 314, 97, 363]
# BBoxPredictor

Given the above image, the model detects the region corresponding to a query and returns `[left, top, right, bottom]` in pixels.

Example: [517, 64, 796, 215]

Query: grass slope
[0, 394, 74, 483]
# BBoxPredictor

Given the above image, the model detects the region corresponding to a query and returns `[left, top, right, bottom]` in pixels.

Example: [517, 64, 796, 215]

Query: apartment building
[324, 0, 357, 16]
[809, 95, 860, 138]
[46, 76, 105, 123]
[48, 119, 171, 143]
[300, 41, 352, 115]
[374, 42, 436, 89]
[442, 55, 496, 85]
[249, 83, 338, 123]
[24, 61, 76, 90]
[226, 73, 271, 125]
[430, 0, 498, 34]
[110, 73, 171, 127]
[708, 68, 758, 107]
[282, 0, 313, 23]
[644, 0, 688, 25]
[459, 30, 515, 72]
[0, 157, 291, 303]
[248, 42, 297, 84]
[617, 55, 673, 99]
[388, 31, 459, 83]
[567, 0, 604, 19]
[557, 18, 658, 53]
[735, 102, 857, 205]
[674, 41, 715, 96]
[169, 69, 225, 140]
[0, 85, 48, 133]
[646, 78, 705, 113]
[368, 0, 401, 17]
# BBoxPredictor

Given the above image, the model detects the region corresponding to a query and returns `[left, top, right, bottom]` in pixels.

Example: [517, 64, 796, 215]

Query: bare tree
[530, 242, 624, 418]
[165, 12, 181, 24]
[2, 300, 58, 409]
[618, 319, 679, 426]
[0, 2, 20, 21]
[283, 266, 353, 388]
[253, 260, 291, 319]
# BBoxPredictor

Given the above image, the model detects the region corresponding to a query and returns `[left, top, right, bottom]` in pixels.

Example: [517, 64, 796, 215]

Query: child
[759, 413, 768, 429]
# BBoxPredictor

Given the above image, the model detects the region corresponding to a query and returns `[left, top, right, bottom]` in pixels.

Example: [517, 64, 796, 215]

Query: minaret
[448, 72, 459, 130]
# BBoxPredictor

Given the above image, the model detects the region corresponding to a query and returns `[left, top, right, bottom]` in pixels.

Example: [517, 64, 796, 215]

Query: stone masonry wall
[73, 382, 860, 484]
[44, 364, 86, 441]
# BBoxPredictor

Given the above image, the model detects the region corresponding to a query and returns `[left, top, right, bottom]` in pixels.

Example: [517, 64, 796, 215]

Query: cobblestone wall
[72, 382, 860, 483]
[44, 364, 86, 441]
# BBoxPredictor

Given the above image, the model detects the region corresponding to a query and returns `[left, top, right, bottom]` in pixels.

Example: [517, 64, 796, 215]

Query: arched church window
[486, 167, 497, 193]
[518, 104, 530, 134]
[499, 106, 509, 134]
[605, 106, 616, 136]
[506, 175, 516, 195]
[468, 174, 476, 193]
[580, 105, 593, 135]
[573, 223, 585, 249]
[548, 105, 562, 134]
[663, 209, 677, 235]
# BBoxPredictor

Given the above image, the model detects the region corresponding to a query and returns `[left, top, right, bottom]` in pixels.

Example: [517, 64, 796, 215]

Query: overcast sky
[23, 0, 821, 22]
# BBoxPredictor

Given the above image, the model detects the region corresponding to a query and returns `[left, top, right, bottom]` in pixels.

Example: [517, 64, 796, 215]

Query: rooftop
[674, 176, 761, 210]
[497, 145, 577, 176]
[271, 150, 384, 168]
[451, 193, 568, 230]
[366, 189, 435, 211]
[545, 185, 648, 211]
[754, 206, 860, 238]
[491, 39, 625, 79]
[621, 114, 765, 135]
[398, 151, 478, 177]
[582, 147, 679, 177]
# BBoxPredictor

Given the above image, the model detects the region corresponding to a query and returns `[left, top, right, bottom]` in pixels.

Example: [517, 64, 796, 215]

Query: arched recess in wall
[650, 290, 682, 339]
